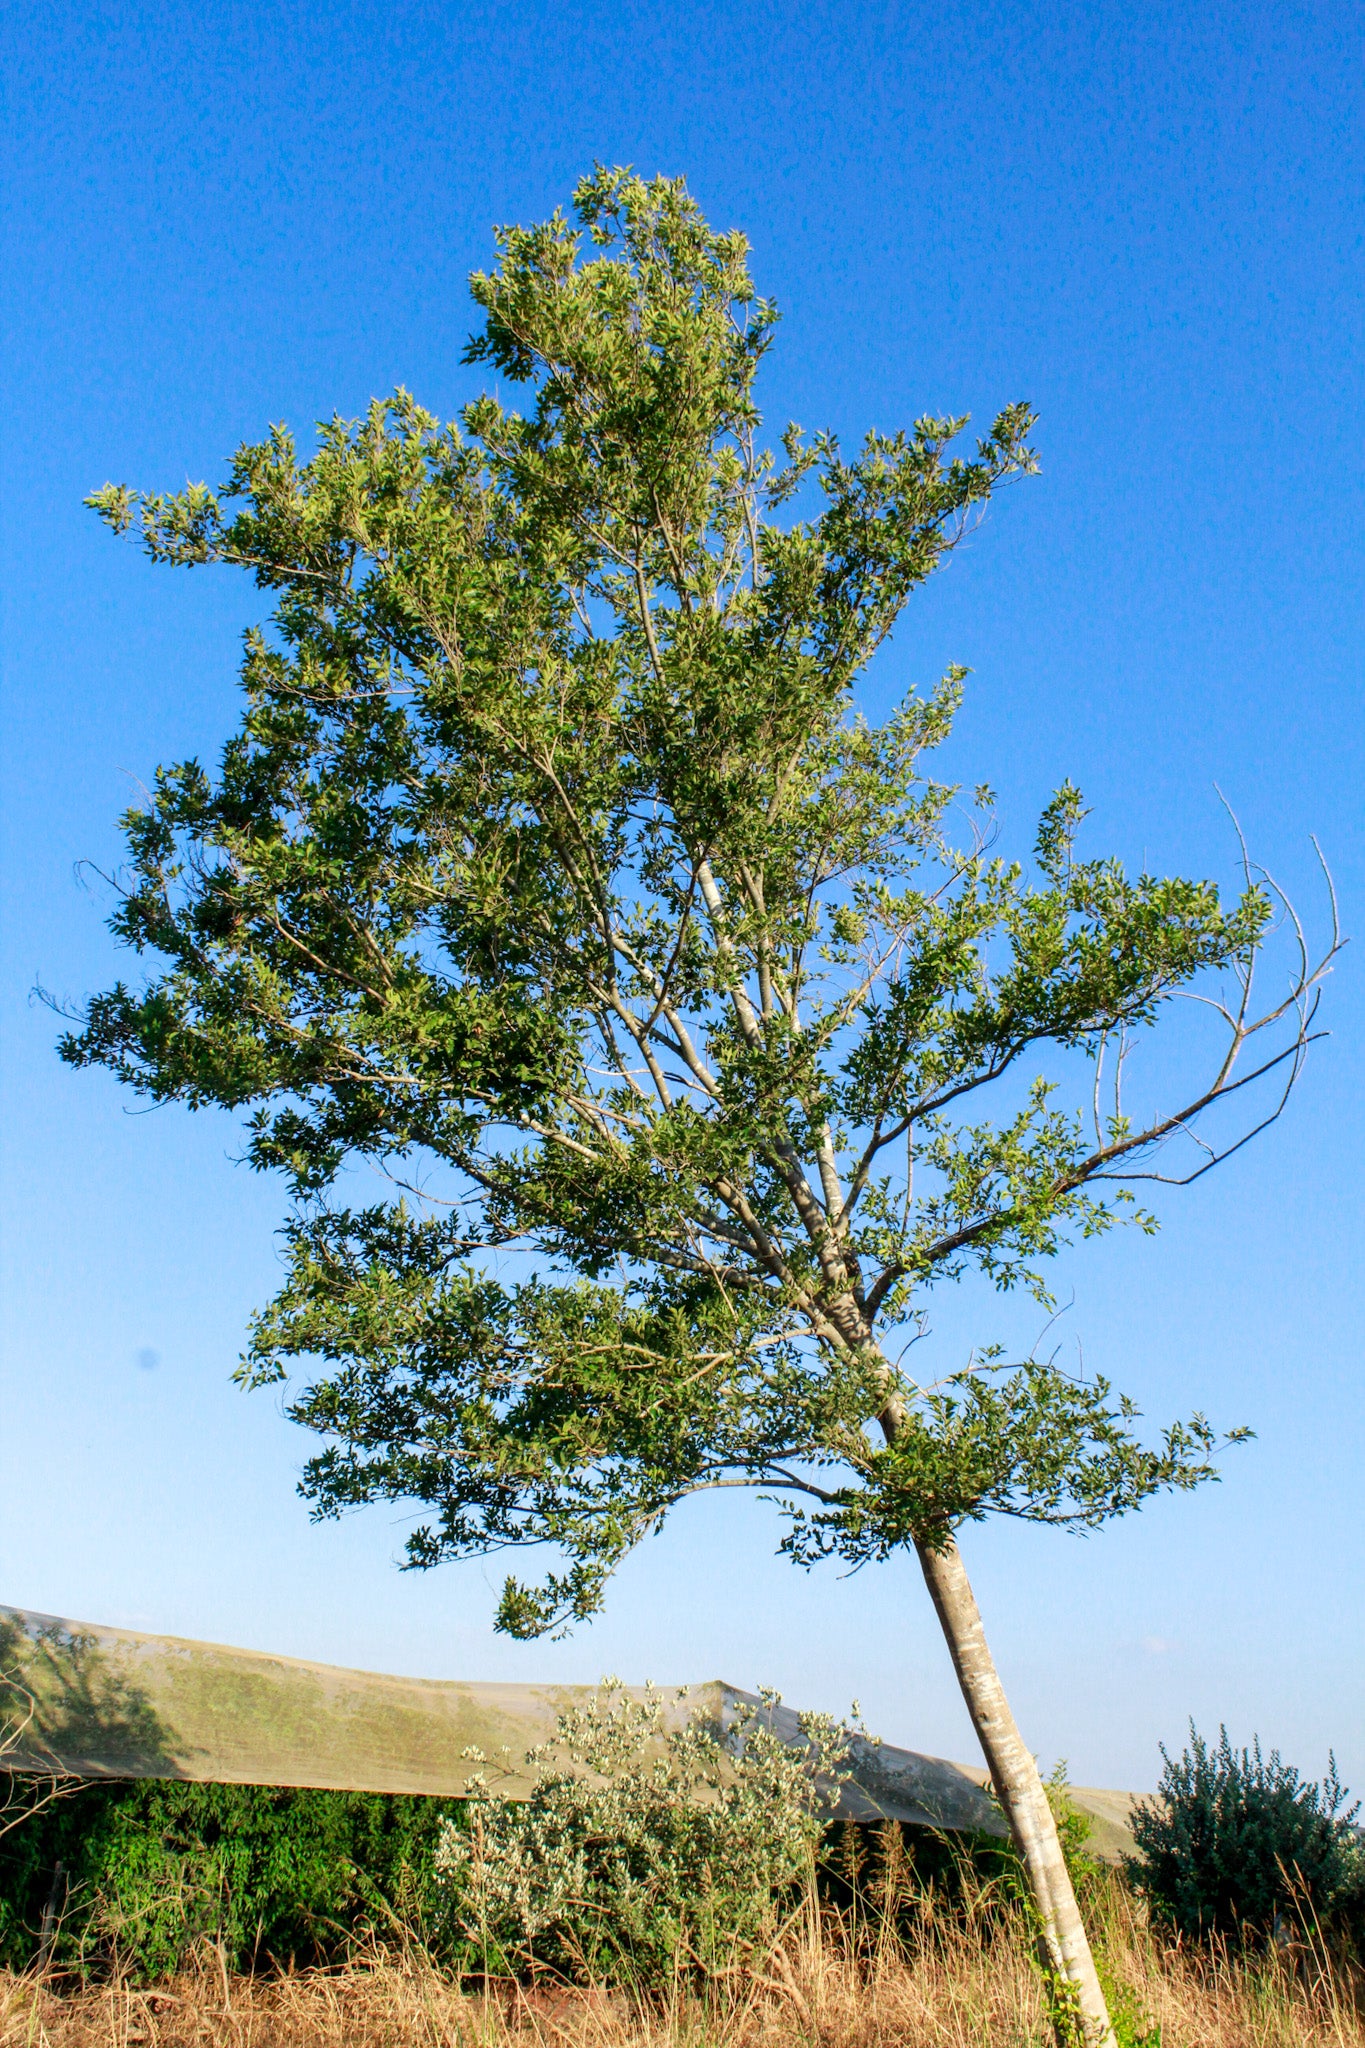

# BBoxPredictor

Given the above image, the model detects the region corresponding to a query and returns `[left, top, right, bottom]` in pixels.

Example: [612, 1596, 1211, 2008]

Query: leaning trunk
[916, 1531, 1116, 2048]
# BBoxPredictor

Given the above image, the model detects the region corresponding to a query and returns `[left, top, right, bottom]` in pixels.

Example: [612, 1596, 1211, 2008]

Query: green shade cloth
[1, 1604, 1139, 1858]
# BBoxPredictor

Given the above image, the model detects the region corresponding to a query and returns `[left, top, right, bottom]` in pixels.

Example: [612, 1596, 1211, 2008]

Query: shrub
[434, 1681, 853, 1985]
[0, 1779, 448, 1978]
[1127, 1724, 1364, 1948]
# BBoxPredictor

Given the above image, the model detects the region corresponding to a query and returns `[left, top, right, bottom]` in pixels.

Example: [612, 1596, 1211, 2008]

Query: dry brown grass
[2, 1882, 1359, 2048]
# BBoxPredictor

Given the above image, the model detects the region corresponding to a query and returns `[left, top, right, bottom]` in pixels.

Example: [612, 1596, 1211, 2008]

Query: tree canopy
[69, 167, 1332, 1640]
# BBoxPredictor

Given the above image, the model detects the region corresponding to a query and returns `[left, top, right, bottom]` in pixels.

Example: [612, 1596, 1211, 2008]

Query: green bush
[1127, 1725, 1364, 1948]
[0, 1778, 448, 1978]
[434, 1681, 854, 1985]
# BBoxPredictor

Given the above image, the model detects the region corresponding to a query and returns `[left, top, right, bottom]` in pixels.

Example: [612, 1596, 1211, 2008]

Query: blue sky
[1, 0, 1361, 1794]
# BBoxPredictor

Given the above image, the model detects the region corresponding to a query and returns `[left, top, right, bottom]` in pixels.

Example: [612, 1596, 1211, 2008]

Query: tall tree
[68, 171, 1333, 2044]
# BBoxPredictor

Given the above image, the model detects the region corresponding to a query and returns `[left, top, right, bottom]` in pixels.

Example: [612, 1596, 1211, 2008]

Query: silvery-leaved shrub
[434, 1681, 854, 1983]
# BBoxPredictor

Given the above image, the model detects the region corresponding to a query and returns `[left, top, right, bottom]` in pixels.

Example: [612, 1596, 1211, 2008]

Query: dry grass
[2, 1882, 1359, 2048]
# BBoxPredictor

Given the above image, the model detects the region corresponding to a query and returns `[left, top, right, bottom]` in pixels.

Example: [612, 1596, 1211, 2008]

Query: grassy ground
[2, 1880, 1360, 2048]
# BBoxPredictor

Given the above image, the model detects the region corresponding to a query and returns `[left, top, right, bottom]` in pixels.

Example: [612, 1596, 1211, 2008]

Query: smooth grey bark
[916, 1531, 1117, 2048]
[869, 1339, 1114, 2042]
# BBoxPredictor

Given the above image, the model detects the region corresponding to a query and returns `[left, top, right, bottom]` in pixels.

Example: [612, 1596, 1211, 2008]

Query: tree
[66, 169, 1335, 2043]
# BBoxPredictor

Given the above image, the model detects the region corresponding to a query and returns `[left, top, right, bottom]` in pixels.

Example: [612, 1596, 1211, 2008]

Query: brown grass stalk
[1, 1879, 1359, 2048]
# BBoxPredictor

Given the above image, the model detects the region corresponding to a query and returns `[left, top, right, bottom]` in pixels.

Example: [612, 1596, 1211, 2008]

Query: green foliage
[1095, 1961, 1163, 2048]
[64, 166, 1327, 1638]
[1127, 1725, 1364, 1949]
[434, 1680, 851, 1983]
[0, 1778, 446, 1979]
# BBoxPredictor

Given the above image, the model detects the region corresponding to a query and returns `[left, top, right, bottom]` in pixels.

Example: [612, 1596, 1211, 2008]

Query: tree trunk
[916, 1532, 1116, 2048]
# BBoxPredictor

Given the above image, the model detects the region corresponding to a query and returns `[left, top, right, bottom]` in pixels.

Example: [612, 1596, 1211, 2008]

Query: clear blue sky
[2, 0, 1361, 1795]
